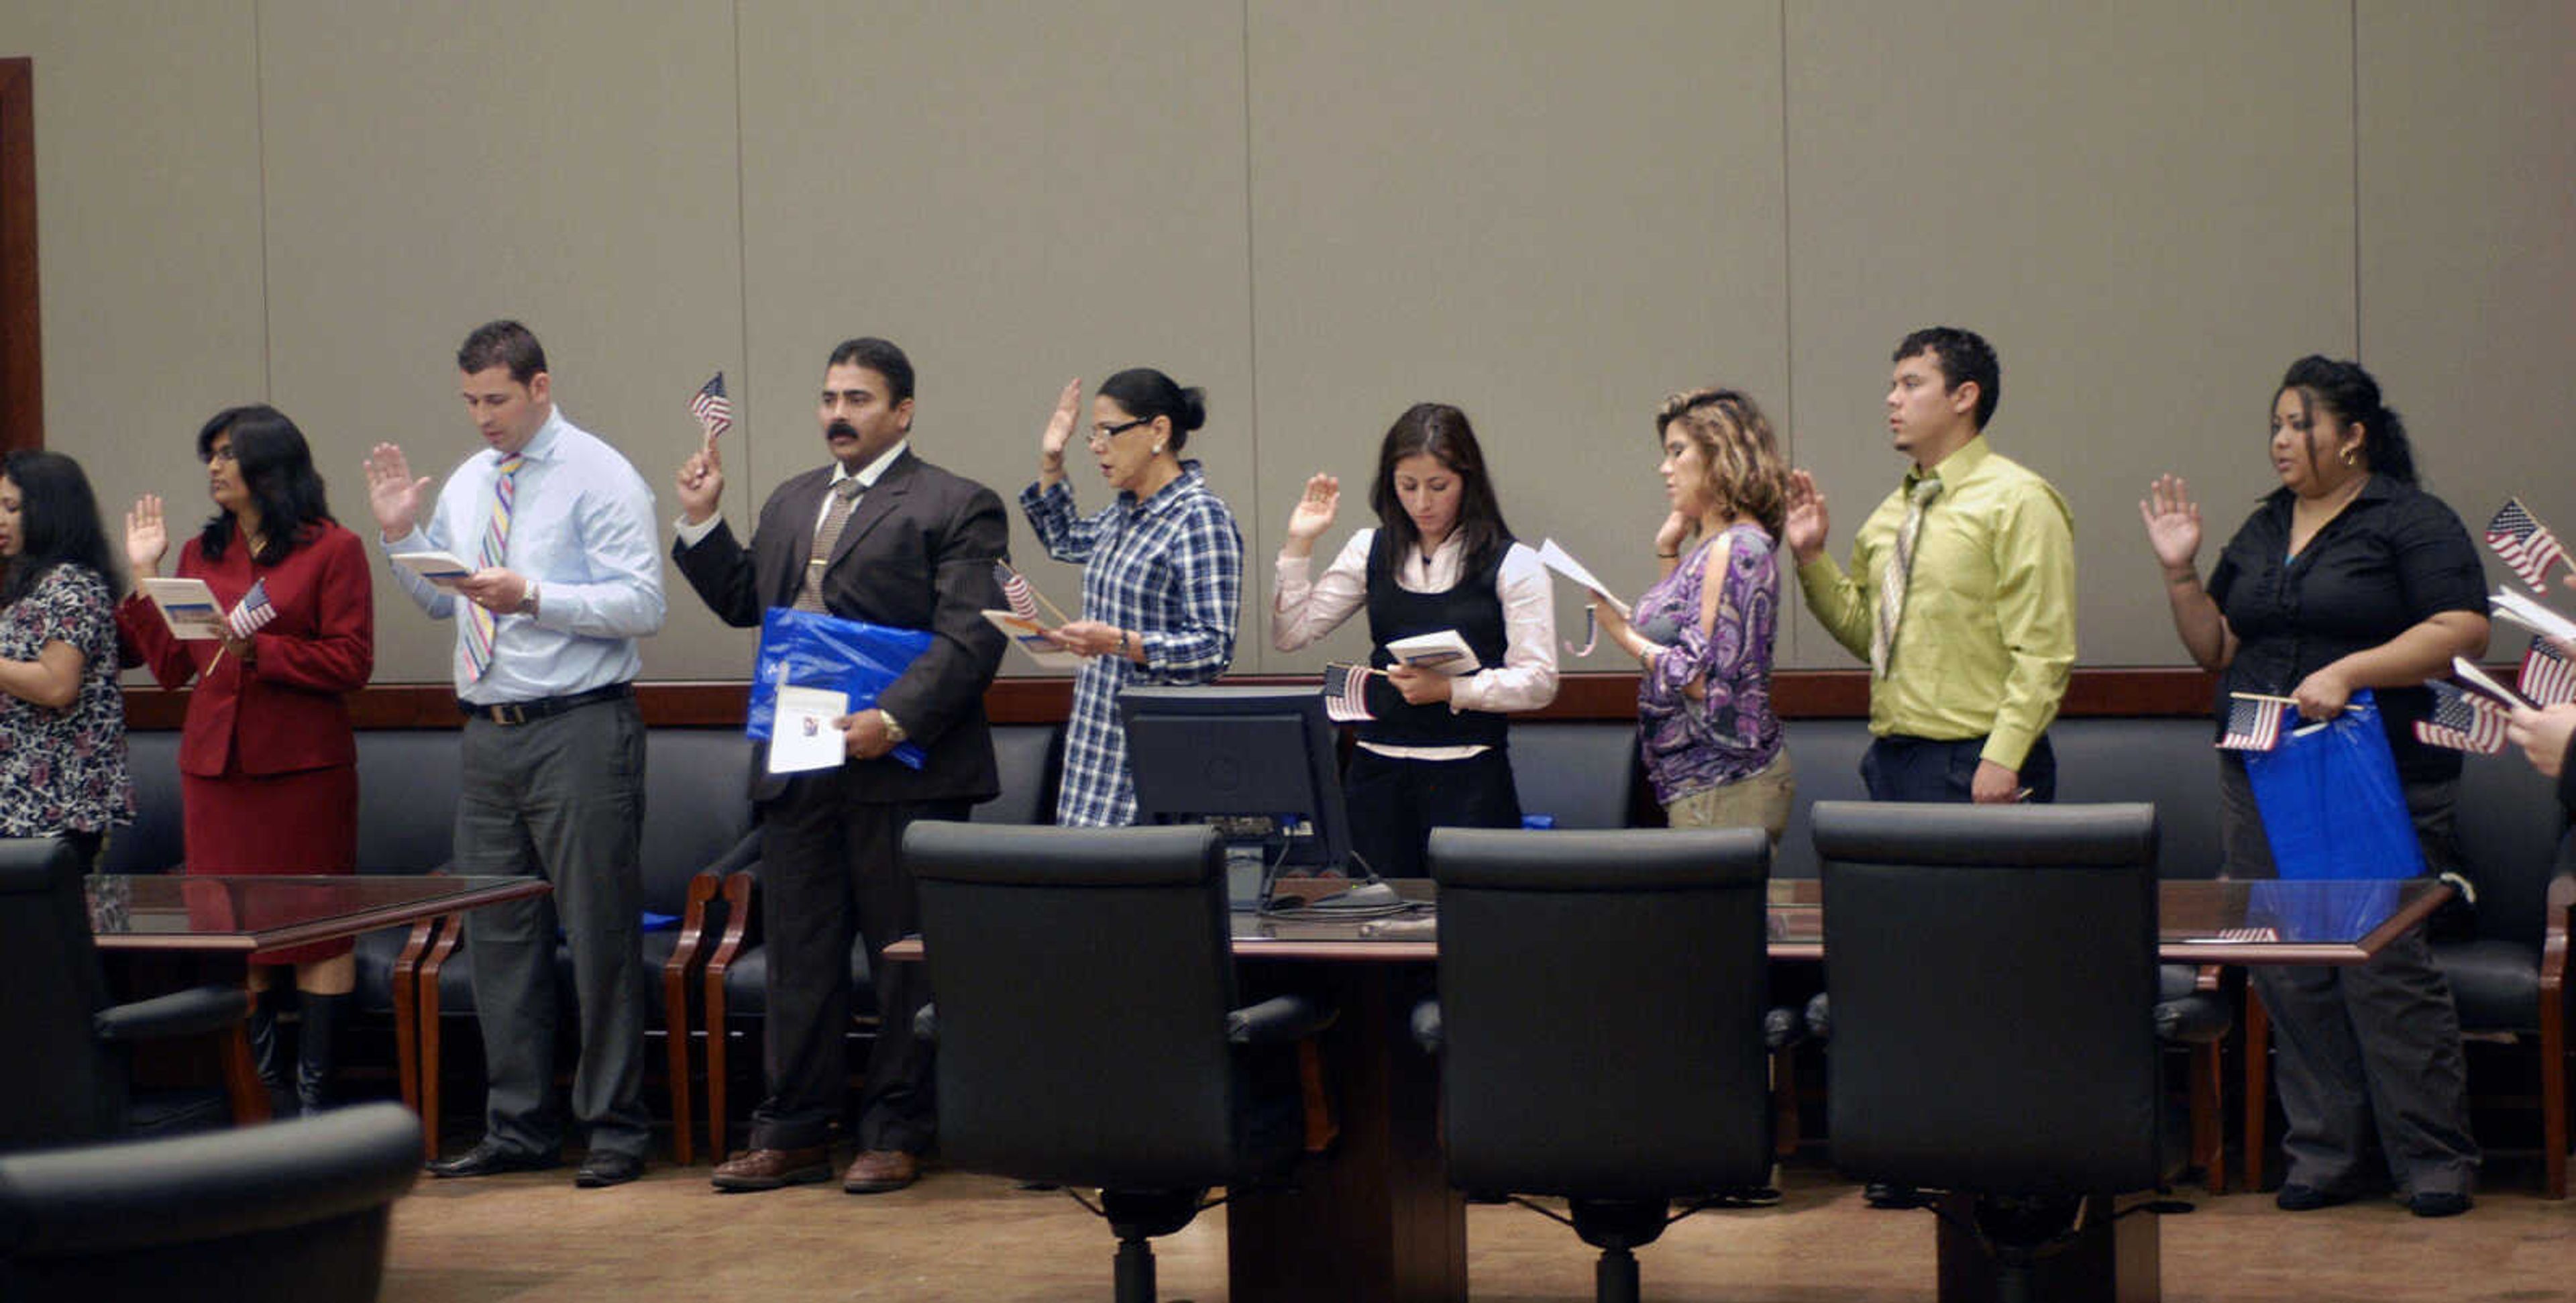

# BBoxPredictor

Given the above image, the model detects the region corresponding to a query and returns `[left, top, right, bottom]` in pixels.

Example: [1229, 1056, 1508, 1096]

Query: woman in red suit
[118, 405, 374, 1114]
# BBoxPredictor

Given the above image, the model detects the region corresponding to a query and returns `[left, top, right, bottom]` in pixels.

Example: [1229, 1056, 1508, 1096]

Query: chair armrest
[913, 1002, 937, 1043]
[0, 1102, 420, 1255]
[1407, 998, 1442, 1054]
[705, 827, 763, 878]
[706, 866, 760, 976]
[93, 984, 250, 1042]
[1228, 994, 1336, 1046]
[2541, 859, 2576, 1013]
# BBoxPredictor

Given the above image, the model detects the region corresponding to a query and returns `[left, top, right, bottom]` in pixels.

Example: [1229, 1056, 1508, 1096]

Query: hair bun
[1175, 386, 1208, 433]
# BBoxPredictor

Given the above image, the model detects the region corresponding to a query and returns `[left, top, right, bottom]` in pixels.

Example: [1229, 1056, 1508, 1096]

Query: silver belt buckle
[490, 702, 528, 726]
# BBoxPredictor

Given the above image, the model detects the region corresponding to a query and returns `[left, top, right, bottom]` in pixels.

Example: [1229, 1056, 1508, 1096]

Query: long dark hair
[1368, 403, 1513, 582]
[195, 405, 335, 565]
[1, 450, 120, 609]
[2275, 356, 2418, 486]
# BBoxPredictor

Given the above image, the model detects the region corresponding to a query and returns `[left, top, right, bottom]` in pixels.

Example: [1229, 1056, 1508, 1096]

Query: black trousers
[1860, 733, 2057, 803]
[1342, 746, 1521, 879]
[748, 770, 967, 1155]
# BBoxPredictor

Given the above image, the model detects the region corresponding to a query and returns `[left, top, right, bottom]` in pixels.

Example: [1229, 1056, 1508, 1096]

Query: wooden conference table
[86, 872, 552, 1126]
[892, 876, 2447, 1303]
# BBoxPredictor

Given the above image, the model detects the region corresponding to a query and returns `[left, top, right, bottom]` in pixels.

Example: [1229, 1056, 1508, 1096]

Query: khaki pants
[1664, 750, 1796, 844]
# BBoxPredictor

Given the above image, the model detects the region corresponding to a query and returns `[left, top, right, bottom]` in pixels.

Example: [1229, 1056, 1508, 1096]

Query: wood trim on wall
[121, 667, 2227, 731]
[0, 58, 39, 454]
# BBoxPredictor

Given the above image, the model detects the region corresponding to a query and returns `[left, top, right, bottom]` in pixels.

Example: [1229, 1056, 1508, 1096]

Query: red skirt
[182, 764, 360, 965]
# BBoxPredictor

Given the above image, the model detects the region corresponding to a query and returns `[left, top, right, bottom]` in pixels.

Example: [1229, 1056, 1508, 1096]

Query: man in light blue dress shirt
[364, 319, 667, 1188]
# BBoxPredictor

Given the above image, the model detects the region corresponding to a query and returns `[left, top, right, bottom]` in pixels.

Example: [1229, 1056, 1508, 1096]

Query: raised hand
[1284, 473, 1339, 550]
[676, 435, 724, 525]
[1654, 509, 1695, 559]
[2140, 474, 2202, 574]
[125, 494, 169, 577]
[1038, 378, 1082, 482]
[1782, 470, 1830, 564]
[364, 444, 433, 539]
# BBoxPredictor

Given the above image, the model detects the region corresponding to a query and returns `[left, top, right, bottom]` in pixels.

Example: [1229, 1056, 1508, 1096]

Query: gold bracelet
[1656, 551, 1680, 560]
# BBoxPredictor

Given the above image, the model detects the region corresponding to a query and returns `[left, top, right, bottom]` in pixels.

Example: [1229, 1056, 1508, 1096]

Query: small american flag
[2215, 694, 2285, 752]
[225, 578, 276, 640]
[1321, 662, 1375, 723]
[2418, 680, 2509, 753]
[690, 372, 733, 440]
[2486, 499, 2570, 594]
[2520, 638, 2576, 707]
[994, 561, 1039, 621]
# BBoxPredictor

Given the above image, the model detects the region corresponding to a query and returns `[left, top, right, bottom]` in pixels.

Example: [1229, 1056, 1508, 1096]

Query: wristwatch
[876, 709, 908, 744]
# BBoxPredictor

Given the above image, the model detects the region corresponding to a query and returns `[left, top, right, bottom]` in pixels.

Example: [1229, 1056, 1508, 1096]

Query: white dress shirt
[1273, 528, 1558, 758]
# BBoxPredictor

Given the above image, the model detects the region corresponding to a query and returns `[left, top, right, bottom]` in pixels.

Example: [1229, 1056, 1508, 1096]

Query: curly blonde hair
[1654, 387, 1788, 538]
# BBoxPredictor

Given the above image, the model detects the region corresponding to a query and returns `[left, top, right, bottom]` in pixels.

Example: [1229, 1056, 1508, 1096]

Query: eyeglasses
[1085, 417, 1151, 449]
[203, 446, 237, 466]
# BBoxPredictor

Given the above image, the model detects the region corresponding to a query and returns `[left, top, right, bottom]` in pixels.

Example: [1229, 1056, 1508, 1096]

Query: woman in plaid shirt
[1020, 369, 1243, 825]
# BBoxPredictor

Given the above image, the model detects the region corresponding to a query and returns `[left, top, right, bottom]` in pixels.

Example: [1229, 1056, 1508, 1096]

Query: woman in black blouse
[2141, 356, 2484, 1218]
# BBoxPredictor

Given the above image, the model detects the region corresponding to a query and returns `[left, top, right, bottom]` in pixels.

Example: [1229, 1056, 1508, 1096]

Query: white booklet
[138, 577, 229, 641]
[1383, 628, 1481, 676]
[2491, 588, 2576, 645]
[390, 549, 476, 591]
[765, 682, 851, 775]
[981, 610, 1085, 671]
[1536, 538, 1631, 617]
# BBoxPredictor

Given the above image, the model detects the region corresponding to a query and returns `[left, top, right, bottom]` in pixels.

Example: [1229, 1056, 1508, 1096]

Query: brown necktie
[1870, 476, 1943, 678]
[794, 478, 863, 612]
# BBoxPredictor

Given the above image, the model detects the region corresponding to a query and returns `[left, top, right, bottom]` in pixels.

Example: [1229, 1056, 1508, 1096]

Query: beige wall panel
[735, 0, 1254, 680]
[1246, 0, 1789, 676]
[1783, 1, 2355, 669]
[0, 2, 267, 584]
[2357, 1, 2576, 610]
[255, 0, 746, 684]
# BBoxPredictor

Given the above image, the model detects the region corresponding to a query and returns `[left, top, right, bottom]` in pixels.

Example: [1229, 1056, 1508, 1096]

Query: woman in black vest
[1271, 403, 1558, 877]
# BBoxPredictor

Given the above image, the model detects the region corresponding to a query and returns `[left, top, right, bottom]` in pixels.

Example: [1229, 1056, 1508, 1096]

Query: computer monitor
[1119, 685, 1354, 906]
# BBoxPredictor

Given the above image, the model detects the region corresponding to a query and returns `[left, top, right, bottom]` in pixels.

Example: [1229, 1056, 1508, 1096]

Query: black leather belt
[458, 682, 633, 726]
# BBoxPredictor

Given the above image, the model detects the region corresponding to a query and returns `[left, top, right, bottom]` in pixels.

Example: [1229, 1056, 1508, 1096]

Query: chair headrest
[1812, 801, 2157, 869]
[904, 821, 1221, 887]
[1429, 827, 1769, 891]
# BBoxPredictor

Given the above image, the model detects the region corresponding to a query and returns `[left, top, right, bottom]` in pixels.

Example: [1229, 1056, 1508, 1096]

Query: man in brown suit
[672, 337, 1006, 1193]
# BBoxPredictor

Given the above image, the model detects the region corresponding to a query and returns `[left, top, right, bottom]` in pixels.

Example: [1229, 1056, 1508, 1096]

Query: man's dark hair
[827, 337, 914, 405]
[1894, 325, 2000, 430]
[455, 320, 548, 385]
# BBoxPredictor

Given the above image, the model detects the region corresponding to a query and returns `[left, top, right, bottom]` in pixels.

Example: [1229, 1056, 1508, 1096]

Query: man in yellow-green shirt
[1784, 326, 2075, 804]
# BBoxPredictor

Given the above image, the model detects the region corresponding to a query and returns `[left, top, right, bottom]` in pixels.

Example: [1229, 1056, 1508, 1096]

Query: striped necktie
[463, 454, 524, 682]
[1870, 476, 1943, 680]
[794, 478, 865, 612]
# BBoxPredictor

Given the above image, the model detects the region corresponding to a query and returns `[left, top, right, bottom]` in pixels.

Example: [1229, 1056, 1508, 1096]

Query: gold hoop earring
[2339, 446, 2359, 468]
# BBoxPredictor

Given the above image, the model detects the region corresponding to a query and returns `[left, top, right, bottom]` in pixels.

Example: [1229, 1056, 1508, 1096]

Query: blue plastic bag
[2244, 689, 2424, 880]
[745, 607, 931, 770]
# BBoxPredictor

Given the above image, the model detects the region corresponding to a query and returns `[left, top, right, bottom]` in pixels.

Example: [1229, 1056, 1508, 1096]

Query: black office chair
[0, 1100, 421, 1302]
[0, 836, 249, 1152]
[1816, 801, 2169, 1302]
[905, 821, 1328, 1303]
[1415, 827, 1774, 1303]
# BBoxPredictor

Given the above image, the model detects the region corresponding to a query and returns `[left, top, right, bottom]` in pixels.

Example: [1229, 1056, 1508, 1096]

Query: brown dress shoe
[710, 1146, 834, 1192]
[843, 1149, 920, 1194]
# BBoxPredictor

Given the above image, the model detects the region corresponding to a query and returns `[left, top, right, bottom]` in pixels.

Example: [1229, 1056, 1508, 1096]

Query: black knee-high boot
[295, 991, 350, 1115]
[248, 986, 297, 1117]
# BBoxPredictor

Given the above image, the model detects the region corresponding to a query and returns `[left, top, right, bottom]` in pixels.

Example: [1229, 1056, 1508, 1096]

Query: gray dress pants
[454, 696, 652, 1161]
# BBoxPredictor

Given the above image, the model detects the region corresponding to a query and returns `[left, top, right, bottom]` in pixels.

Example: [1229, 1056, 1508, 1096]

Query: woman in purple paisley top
[1593, 388, 1794, 840]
